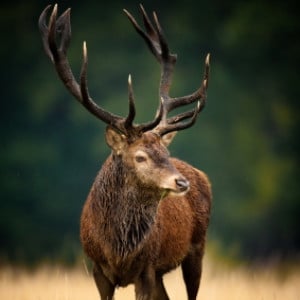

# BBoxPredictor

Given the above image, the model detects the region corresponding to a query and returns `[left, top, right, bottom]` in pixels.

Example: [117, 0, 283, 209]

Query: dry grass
[0, 258, 299, 300]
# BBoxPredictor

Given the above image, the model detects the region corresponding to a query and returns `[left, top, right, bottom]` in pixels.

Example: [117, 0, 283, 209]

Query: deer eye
[135, 155, 147, 163]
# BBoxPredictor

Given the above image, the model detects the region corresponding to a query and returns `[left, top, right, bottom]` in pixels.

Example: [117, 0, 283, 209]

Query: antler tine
[123, 8, 156, 59]
[124, 5, 171, 64]
[166, 101, 205, 125]
[39, 5, 82, 100]
[80, 42, 123, 124]
[124, 74, 136, 130]
[155, 53, 210, 135]
[38, 5, 54, 62]
[163, 101, 201, 134]
[152, 11, 170, 61]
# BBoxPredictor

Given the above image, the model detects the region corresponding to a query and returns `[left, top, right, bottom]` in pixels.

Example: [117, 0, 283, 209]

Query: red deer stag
[39, 4, 211, 300]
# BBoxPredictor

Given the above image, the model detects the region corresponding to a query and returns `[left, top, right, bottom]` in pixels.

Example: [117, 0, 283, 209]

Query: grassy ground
[0, 257, 299, 299]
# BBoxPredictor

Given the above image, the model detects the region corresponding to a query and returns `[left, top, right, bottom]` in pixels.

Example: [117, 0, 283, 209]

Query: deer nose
[175, 178, 190, 192]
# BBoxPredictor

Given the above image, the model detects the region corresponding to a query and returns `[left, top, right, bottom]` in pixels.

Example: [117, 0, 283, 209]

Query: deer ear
[161, 131, 177, 147]
[105, 126, 127, 154]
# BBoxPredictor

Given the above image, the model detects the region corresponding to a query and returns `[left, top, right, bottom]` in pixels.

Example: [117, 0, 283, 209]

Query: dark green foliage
[0, 0, 299, 264]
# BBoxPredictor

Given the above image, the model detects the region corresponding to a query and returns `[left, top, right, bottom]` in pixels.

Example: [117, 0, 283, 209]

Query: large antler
[38, 4, 162, 139]
[124, 5, 210, 136]
[39, 4, 209, 139]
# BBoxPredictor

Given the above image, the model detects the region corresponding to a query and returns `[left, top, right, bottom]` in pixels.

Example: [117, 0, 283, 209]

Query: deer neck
[96, 154, 161, 257]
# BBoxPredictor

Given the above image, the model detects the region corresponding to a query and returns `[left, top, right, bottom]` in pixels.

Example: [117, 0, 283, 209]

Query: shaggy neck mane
[94, 154, 161, 258]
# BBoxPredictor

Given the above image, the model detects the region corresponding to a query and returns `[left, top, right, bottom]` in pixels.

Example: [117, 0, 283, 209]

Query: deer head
[38, 4, 210, 195]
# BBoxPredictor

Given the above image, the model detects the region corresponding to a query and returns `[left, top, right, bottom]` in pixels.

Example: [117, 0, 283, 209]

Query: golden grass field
[0, 257, 299, 300]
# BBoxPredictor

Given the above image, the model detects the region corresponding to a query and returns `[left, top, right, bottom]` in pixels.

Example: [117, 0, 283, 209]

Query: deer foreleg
[93, 264, 115, 300]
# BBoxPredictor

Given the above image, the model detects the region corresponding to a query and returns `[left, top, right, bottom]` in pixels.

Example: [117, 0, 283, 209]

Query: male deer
[39, 4, 211, 300]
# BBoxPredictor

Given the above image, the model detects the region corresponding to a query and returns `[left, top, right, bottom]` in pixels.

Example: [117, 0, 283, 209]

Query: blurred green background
[0, 0, 299, 265]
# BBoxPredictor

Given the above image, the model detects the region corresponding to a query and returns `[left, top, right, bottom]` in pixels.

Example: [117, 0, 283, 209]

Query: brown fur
[80, 130, 212, 300]
[38, 4, 211, 299]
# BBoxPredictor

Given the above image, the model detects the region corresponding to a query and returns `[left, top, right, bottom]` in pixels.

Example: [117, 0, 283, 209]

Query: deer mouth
[161, 177, 190, 198]
[175, 178, 190, 193]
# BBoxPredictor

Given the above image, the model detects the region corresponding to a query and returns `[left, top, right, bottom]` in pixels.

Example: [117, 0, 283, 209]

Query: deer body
[80, 132, 211, 297]
[39, 4, 211, 299]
